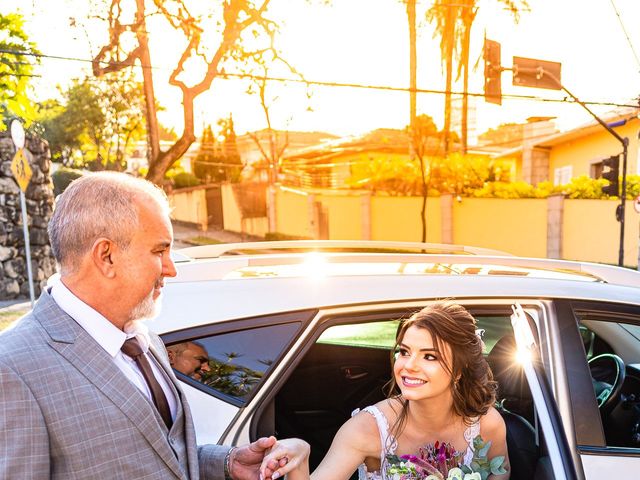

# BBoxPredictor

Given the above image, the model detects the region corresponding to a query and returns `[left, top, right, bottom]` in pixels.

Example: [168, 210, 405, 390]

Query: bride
[261, 301, 510, 480]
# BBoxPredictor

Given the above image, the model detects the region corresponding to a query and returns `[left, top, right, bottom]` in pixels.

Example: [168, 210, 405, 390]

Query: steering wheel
[588, 353, 626, 415]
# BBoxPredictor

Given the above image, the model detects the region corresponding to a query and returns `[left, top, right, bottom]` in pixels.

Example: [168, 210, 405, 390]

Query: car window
[317, 313, 512, 353]
[168, 322, 300, 404]
[575, 314, 640, 449]
[317, 320, 399, 348]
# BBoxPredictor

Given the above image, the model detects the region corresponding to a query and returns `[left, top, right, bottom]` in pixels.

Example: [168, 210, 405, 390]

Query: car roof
[152, 241, 640, 334]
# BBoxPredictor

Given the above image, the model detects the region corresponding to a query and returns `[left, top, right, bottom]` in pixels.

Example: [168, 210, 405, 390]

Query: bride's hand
[260, 438, 311, 480]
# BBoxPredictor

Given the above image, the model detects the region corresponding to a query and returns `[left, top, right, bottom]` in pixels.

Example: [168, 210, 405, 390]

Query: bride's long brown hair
[385, 301, 497, 440]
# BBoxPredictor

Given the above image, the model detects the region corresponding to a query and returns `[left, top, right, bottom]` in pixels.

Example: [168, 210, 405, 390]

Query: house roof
[283, 128, 444, 165]
[494, 106, 640, 158]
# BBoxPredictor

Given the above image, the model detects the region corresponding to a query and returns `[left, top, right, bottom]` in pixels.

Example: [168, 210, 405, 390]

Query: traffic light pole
[557, 83, 629, 267]
[514, 67, 629, 266]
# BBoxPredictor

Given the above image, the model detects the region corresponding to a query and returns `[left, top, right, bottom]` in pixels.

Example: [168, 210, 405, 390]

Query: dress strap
[462, 417, 481, 466]
[356, 405, 398, 475]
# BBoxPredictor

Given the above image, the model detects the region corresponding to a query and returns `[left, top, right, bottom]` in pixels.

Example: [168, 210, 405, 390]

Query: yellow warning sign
[10, 148, 32, 192]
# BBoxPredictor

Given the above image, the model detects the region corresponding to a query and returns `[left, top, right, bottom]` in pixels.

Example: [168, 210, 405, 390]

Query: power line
[609, 0, 640, 72]
[1, 47, 638, 109]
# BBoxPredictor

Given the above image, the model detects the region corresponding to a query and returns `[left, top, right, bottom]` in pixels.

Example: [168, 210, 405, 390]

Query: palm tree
[428, 0, 528, 154]
[427, 1, 457, 155]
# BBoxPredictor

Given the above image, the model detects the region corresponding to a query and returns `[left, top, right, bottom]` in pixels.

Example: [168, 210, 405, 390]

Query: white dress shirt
[50, 276, 177, 421]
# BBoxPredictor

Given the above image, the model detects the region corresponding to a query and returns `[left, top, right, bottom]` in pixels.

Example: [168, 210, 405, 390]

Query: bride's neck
[405, 397, 457, 432]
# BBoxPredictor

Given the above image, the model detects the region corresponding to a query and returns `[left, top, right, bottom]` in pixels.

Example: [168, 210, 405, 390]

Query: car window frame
[160, 309, 317, 407]
[560, 299, 640, 453]
[246, 300, 539, 442]
[511, 303, 580, 480]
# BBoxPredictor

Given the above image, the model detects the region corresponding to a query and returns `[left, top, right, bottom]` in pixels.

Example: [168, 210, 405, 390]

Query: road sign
[10, 148, 33, 192]
[634, 195, 640, 214]
[512, 56, 562, 90]
[10, 119, 25, 149]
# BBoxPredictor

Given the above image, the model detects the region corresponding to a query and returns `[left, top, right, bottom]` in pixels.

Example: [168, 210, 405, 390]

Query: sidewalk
[0, 299, 31, 310]
[171, 222, 263, 249]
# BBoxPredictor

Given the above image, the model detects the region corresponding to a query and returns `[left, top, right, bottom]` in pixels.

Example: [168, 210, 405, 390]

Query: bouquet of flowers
[385, 436, 507, 480]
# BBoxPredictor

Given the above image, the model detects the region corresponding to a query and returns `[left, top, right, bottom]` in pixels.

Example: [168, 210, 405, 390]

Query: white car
[156, 240, 640, 480]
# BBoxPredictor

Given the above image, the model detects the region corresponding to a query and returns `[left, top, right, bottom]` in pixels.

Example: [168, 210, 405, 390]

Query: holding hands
[260, 438, 311, 480]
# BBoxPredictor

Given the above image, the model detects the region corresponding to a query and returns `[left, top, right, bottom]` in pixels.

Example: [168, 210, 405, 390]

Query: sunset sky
[4, 0, 640, 140]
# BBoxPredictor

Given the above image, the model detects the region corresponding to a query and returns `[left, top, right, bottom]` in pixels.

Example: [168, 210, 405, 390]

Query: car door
[240, 299, 564, 479]
[511, 303, 581, 480]
[554, 299, 640, 480]
[160, 310, 313, 444]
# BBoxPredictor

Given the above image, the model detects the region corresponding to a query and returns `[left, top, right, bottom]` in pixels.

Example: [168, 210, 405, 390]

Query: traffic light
[484, 39, 502, 105]
[601, 154, 620, 197]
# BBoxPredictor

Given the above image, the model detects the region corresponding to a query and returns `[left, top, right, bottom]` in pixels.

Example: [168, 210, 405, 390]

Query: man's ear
[167, 349, 176, 366]
[92, 238, 117, 278]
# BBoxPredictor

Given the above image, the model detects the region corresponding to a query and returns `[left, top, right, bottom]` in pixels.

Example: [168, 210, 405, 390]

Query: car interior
[579, 316, 640, 449]
[257, 311, 549, 480]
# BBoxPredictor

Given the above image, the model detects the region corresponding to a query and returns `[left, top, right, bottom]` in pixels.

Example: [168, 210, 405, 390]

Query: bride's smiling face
[393, 325, 454, 402]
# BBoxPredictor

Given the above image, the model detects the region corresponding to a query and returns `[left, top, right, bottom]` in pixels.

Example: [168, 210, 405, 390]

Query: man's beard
[128, 289, 161, 322]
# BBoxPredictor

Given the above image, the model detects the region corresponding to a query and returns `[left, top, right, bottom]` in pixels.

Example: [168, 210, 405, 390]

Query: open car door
[511, 304, 583, 480]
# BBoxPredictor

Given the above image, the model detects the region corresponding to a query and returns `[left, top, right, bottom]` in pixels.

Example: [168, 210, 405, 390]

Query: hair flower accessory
[475, 328, 486, 352]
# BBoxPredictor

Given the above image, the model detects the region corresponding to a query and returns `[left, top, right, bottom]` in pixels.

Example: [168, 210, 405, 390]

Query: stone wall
[0, 132, 56, 299]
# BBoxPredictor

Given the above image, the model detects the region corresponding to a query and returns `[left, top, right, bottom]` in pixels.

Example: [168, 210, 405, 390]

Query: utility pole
[483, 43, 630, 266]
[511, 58, 629, 266]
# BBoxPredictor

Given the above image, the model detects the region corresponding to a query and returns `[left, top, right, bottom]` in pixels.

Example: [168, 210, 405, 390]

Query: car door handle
[341, 366, 369, 380]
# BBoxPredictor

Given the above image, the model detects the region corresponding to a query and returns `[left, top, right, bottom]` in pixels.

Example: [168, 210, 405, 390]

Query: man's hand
[229, 436, 287, 480]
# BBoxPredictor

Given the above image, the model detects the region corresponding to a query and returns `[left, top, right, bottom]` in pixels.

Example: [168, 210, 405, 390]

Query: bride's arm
[482, 407, 510, 480]
[261, 409, 381, 480]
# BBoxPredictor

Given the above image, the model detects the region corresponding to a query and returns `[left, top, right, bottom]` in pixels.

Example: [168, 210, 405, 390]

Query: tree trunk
[135, 0, 160, 169]
[407, 0, 417, 150]
[146, 89, 196, 184]
[407, 0, 425, 242]
[443, 5, 454, 156]
[461, 16, 472, 154]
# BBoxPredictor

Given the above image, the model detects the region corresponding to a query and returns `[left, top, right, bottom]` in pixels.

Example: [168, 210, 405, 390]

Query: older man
[0, 172, 281, 479]
[168, 341, 211, 381]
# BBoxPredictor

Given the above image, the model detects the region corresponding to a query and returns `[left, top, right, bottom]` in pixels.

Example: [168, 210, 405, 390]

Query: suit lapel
[33, 292, 186, 479]
[149, 340, 201, 480]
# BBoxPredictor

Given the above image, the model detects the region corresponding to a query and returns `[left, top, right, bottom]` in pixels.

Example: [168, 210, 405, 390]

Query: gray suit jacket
[0, 290, 227, 479]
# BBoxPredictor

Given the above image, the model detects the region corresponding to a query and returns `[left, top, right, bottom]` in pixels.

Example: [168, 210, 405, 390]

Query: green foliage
[460, 436, 507, 480]
[201, 355, 263, 399]
[348, 153, 513, 197]
[35, 73, 146, 170]
[0, 13, 40, 128]
[193, 118, 243, 183]
[172, 172, 201, 189]
[264, 232, 311, 241]
[193, 125, 221, 181]
[51, 167, 84, 196]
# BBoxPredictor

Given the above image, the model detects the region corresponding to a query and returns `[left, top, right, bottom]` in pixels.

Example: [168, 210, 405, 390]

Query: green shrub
[264, 232, 311, 241]
[172, 172, 201, 189]
[469, 175, 640, 200]
[51, 166, 84, 196]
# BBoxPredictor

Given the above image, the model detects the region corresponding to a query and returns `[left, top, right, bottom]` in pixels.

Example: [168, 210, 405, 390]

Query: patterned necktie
[121, 337, 173, 429]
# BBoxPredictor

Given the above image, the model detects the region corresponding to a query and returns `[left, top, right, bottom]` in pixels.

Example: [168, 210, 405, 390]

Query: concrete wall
[452, 198, 548, 258]
[169, 186, 208, 231]
[221, 183, 640, 268]
[221, 183, 268, 237]
[275, 187, 312, 238]
[563, 199, 639, 266]
[371, 196, 441, 243]
[315, 193, 364, 240]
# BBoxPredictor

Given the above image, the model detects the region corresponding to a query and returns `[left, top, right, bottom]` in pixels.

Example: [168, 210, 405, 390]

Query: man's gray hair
[48, 172, 171, 272]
